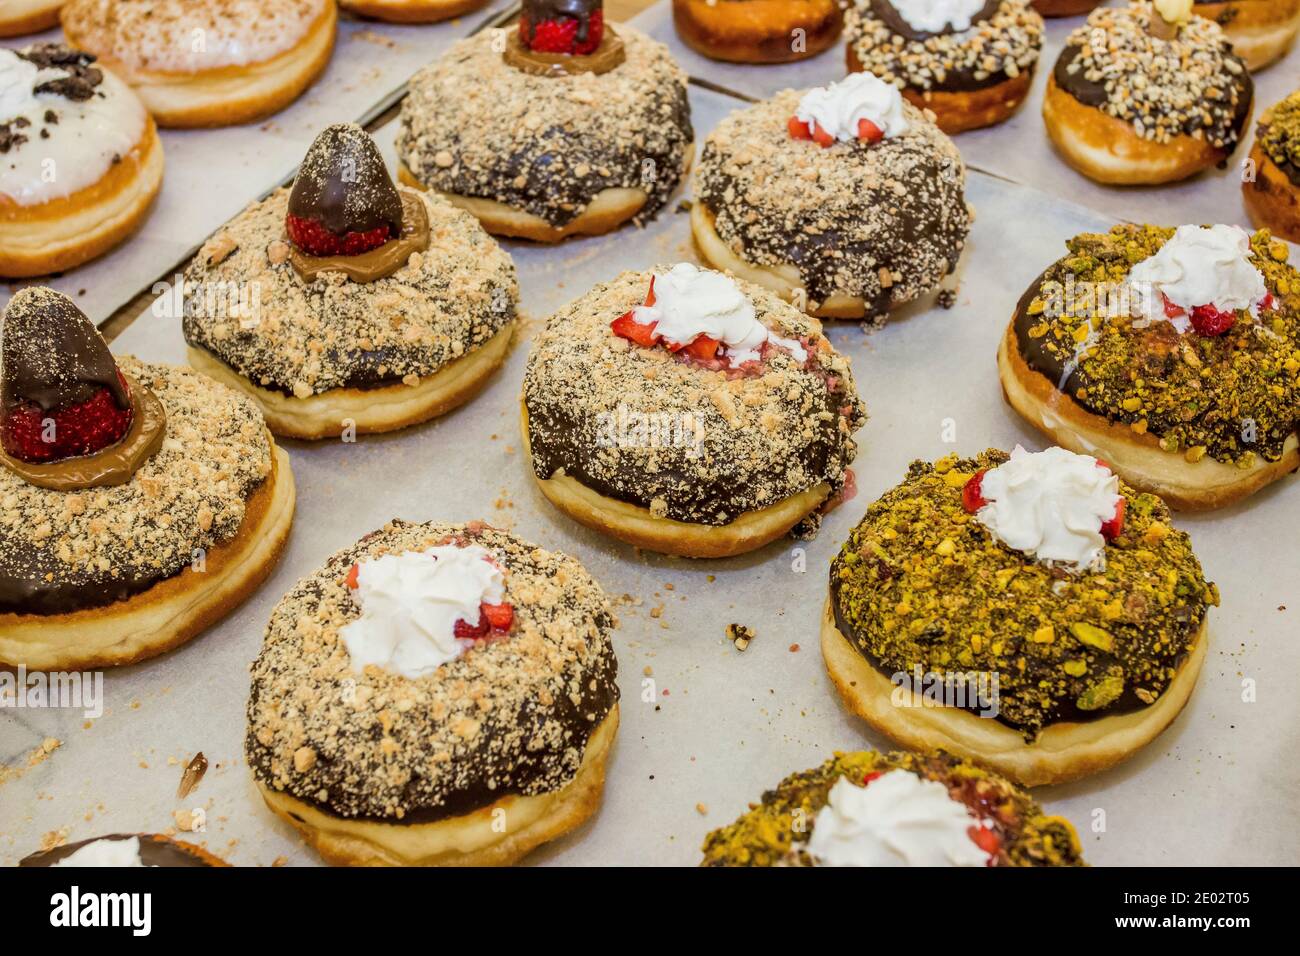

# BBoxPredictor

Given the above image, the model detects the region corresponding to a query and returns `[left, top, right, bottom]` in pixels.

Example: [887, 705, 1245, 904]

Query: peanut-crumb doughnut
[21, 833, 229, 866]
[522, 265, 866, 558]
[824, 448, 1217, 787]
[182, 125, 519, 441]
[1043, 2, 1252, 185]
[247, 520, 620, 867]
[1, 44, 163, 279]
[692, 80, 969, 320]
[396, 23, 694, 243]
[60, 0, 337, 128]
[1000, 224, 1300, 510]
[0, 0, 64, 38]
[0, 290, 295, 671]
[1192, 0, 1300, 70]
[1244, 90, 1300, 242]
[701, 750, 1085, 866]
[844, 0, 1044, 134]
[671, 0, 844, 64]
[338, 0, 489, 24]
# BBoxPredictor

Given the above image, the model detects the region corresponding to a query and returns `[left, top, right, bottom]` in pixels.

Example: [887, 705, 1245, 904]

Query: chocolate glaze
[522, 0, 601, 45]
[20, 834, 218, 867]
[871, 0, 1001, 41]
[1258, 121, 1300, 189]
[288, 124, 404, 237]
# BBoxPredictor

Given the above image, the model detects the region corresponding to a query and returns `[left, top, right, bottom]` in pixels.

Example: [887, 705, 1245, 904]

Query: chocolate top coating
[288, 123, 404, 237]
[20, 834, 220, 867]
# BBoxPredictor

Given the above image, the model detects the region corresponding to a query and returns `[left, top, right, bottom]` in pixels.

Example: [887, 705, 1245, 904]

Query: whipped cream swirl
[340, 544, 505, 679]
[806, 772, 992, 867]
[975, 445, 1121, 573]
[52, 837, 148, 867]
[1129, 224, 1268, 326]
[890, 0, 988, 34]
[794, 72, 909, 142]
[631, 263, 807, 364]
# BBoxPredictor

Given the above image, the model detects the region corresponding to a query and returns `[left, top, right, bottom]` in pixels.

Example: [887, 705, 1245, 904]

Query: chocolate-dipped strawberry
[520, 0, 604, 55]
[0, 288, 165, 489]
[286, 124, 405, 258]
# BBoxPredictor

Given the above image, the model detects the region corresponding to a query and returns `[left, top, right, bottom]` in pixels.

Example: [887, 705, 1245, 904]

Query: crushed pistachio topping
[700, 750, 1085, 867]
[830, 450, 1217, 739]
[1022, 225, 1300, 465]
[1259, 90, 1300, 173]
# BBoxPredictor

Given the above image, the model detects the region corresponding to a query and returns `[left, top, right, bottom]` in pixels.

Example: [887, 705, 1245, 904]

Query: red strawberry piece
[2, 371, 132, 463]
[860, 770, 884, 786]
[644, 274, 657, 308]
[1101, 496, 1125, 541]
[345, 563, 361, 589]
[811, 121, 835, 148]
[682, 336, 721, 361]
[285, 213, 392, 258]
[611, 311, 659, 347]
[968, 824, 1001, 857]
[857, 118, 883, 143]
[961, 469, 988, 513]
[482, 602, 514, 632]
[1259, 292, 1275, 312]
[1161, 294, 1185, 319]
[454, 611, 489, 640]
[788, 116, 812, 141]
[521, 9, 603, 55]
[1094, 458, 1111, 473]
[1189, 303, 1236, 337]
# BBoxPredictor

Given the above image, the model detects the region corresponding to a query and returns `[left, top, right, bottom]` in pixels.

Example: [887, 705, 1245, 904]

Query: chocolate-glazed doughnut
[21, 833, 228, 867]
[1244, 91, 1300, 243]
[823, 448, 1217, 786]
[1190, 0, 1300, 70]
[396, 23, 694, 243]
[844, 0, 1044, 133]
[246, 520, 619, 867]
[672, 0, 844, 64]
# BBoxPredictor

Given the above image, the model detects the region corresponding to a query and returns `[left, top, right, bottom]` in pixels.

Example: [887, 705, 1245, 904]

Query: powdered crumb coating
[246, 521, 619, 822]
[396, 27, 693, 228]
[181, 188, 518, 398]
[695, 90, 969, 309]
[701, 750, 1085, 867]
[523, 269, 867, 525]
[0, 357, 272, 614]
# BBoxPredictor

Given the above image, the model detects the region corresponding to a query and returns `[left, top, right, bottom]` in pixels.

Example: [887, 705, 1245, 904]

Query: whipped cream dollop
[806, 772, 992, 867]
[890, 0, 988, 34]
[794, 72, 909, 142]
[1129, 224, 1268, 324]
[975, 445, 1121, 573]
[631, 263, 807, 364]
[52, 837, 148, 867]
[340, 544, 505, 679]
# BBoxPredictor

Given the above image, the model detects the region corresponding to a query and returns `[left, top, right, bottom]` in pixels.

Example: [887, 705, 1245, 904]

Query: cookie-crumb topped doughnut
[247, 520, 619, 867]
[21, 833, 228, 866]
[0, 289, 295, 671]
[1001, 224, 1300, 509]
[844, 0, 1044, 134]
[824, 447, 1216, 786]
[338, 0, 489, 24]
[1044, 1, 1252, 185]
[522, 264, 866, 557]
[182, 124, 518, 441]
[702, 750, 1085, 866]
[0, 0, 64, 38]
[1, 44, 163, 279]
[1244, 90, 1300, 243]
[60, 0, 337, 128]
[396, 16, 694, 243]
[672, 0, 844, 64]
[693, 76, 969, 319]
[1192, 0, 1300, 70]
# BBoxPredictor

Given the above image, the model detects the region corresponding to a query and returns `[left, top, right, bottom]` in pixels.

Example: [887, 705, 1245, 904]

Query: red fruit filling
[968, 824, 1002, 859]
[454, 601, 516, 640]
[789, 116, 884, 146]
[1, 372, 132, 463]
[285, 212, 392, 258]
[860, 770, 884, 786]
[1101, 496, 1125, 541]
[1188, 303, 1236, 337]
[857, 118, 883, 143]
[520, 10, 603, 55]
[961, 469, 987, 513]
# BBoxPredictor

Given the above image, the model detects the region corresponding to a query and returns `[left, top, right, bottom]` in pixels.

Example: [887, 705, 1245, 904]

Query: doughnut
[20, 833, 228, 866]
[521, 264, 866, 558]
[701, 750, 1085, 866]
[1001, 224, 1300, 510]
[671, 0, 844, 64]
[0, 0, 64, 37]
[182, 124, 518, 441]
[1193, 0, 1300, 70]
[396, 7, 694, 243]
[338, 0, 489, 24]
[246, 520, 620, 867]
[0, 289, 295, 672]
[1043, 3, 1252, 185]
[692, 76, 970, 320]
[1244, 90, 1300, 243]
[1, 44, 163, 279]
[824, 447, 1217, 787]
[843, 0, 1044, 134]
[60, 0, 337, 128]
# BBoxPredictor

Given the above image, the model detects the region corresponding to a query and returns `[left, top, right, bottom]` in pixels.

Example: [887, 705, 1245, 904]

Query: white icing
[793, 72, 909, 142]
[340, 545, 505, 679]
[51, 837, 148, 867]
[806, 773, 991, 867]
[890, 0, 988, 34]
[0, 49, 148, 208]
[630, 263, 807, 365]
[975, 445, 1121, 573]
[1129, 224, 1269, 322]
